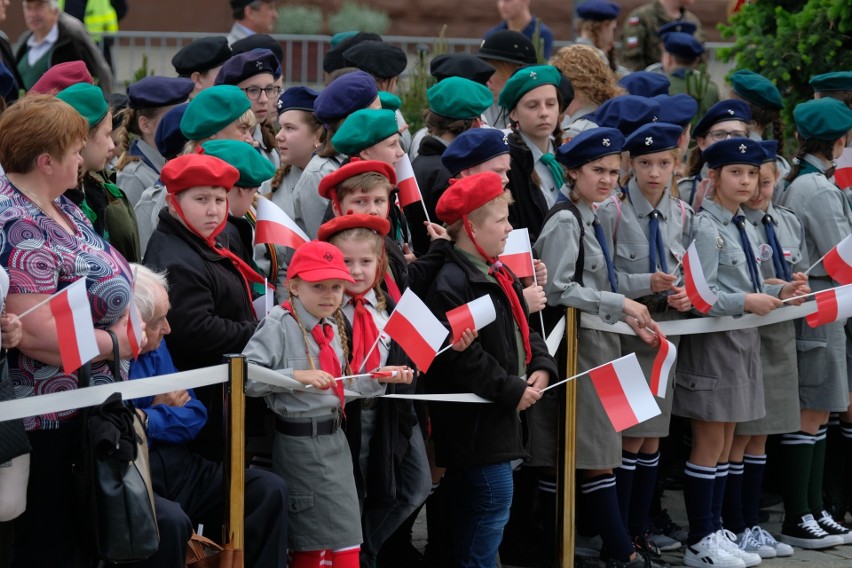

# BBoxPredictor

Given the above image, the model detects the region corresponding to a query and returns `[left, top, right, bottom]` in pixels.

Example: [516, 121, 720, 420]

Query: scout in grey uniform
[775, 98, 852, 550]
[597, 122, 693, 552]
[244, 241, 384, 562]
[673, 138, 808, 568]
[535, 127, 665, 568]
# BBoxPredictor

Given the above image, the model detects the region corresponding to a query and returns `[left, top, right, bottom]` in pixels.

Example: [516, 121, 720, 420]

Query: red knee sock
[290, 549, 328, 568]
[331, 546, 360, 568]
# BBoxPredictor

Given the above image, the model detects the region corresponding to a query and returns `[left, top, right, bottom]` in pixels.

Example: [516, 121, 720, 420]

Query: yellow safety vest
[58, 0, 119, 40]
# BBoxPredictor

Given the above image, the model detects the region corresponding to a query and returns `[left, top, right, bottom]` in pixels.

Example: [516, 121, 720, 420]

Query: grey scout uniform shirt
[117, 139, 165, 207]
[692, 198, 783, 317]
[597, 180, 693, 299]
[743, 203, 809, 279]
[534, 199, 625, 323]
[293, 153, 345, 239]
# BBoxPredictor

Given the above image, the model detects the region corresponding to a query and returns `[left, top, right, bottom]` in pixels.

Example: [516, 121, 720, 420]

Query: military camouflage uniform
[619, 1, 703, 71]
[667, 67, 720, 121]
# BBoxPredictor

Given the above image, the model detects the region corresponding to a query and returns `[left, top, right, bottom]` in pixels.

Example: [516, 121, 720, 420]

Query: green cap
[378, 91, 402, 112]
[729, 69, 783, 111]
[809, 72, 852, 93]
[180, 85, 251, 141]
[427, 76, 493, 120]
[56, 83, 108, 128]
[200, 139, 276, 188]
[793, 98, 852, 141]
[332, 108, 399, 156]
[330, 31, 359, 49]
[497, 65, 562, 111]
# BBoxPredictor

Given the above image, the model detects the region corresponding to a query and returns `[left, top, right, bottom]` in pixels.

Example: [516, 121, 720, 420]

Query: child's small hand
[451, 328, 478, 351]
[527, 370, 549, 391]
[667, 286, 692, 312]
[523, 284, 547, 314]
[293, 369, 336, 389]
[425, 222, 451, 242]
[372, 366, 414, 384]
[517, 386, 541, 411]
[402, 243, 417, 264]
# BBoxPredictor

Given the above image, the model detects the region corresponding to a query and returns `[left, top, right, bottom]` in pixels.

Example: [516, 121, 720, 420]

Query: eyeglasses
[241, 86, 281, 100]
[707, 129, 748, 141]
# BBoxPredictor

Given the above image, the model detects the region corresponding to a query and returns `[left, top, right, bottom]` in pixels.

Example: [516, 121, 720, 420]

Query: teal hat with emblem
[730, 69, 783, 111]
[428, 77, 493, 120]
[378, 91, 402, 112]
[498, 65, 562, 111]
[56, 83, 108, 128]
[332, 108, 399, 156]
[199, 139, 276, 188]
[180, 85, 251, 141]
[809, 72, 852, 93]
[793, 98, 852, 141]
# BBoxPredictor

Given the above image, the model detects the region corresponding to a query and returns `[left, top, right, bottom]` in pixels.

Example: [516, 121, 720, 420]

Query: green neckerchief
[794, 160, 821, 180]
[102, 181, 125, 200]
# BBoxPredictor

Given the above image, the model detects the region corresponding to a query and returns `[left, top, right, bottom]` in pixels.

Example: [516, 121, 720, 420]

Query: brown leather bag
[185, 532, 243, 568]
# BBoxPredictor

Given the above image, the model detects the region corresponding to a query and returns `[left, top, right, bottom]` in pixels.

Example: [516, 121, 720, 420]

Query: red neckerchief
[347, 292, 381, 374]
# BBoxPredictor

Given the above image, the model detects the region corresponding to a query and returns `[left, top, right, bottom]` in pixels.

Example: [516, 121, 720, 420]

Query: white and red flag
[49, 279, 99, 374]
[383, 289, 448, 371]
[650, 338, 676, 398]
[395, 154, 423, 208]
[823, 234, 852, 285]
[498, 228, 534, 278]
[254, 196, 309, 250]
[589, 353, 661, 432]
[127, 298, 144, 359]
[446, 295, 496, 343]
[683, 240, 717, 314]
[806, 284, 852, 328]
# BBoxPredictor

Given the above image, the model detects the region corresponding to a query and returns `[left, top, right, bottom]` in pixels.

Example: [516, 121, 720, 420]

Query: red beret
[435, 172, 505, 224]
[287, 241, 355, 283]
[317, 158, 397, 200]
[161, 154, 240, 195]
[29, 61, 94, 95]
[317, 213, 390, 242]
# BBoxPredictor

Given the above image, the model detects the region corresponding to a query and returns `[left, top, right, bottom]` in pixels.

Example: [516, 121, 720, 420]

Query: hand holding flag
[683, 240, 717, 314]
[382, 289, 448, 371]
[446, 295, 496, 343]
[48, 279, 100, 374]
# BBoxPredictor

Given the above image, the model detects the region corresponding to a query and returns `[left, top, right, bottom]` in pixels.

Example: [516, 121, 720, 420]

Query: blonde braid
[114, 108, 141, 171]
[287, 294, 317, 371]
[333, 308, 352, 375]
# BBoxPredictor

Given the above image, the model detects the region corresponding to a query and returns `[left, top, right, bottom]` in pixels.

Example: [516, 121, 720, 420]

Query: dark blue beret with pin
[313, 70, 378, 123]
[618, 71, 670, 97]
[652, 93, 699, 127]
[557, 127, 625, 169]
[663, 32, 704, 60]
[155, 102, 190, 160]
[343, 40, 407, 79]
[759, 140, 778, 163]
[693, 99, 752, 138]
[441, 128, 510, 175]
[215, 48, 281, 86]
[231, 34, 283, 64]
[576, 0, 620, 21]
[0, 63, 17, 100]
[127, 76, 194, 109]
[430, 54, 496, 85]
[624, 122, 683, 156]
[657, 20, 697, 38]
[277, 86, 320, 115]
[172, 36, 231, 77]
[592, 95, 661, 137]
[703, 137, 764, 169]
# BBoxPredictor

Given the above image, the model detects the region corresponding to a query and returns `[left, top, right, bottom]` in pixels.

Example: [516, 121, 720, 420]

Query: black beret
[323, 32, 381, 74]
[231, 34, 283, 65]
[343, 40, 407, 79]
[430, 54, 496, 85]
[172, 36, 232, 77]
[478, 30, 537, 66]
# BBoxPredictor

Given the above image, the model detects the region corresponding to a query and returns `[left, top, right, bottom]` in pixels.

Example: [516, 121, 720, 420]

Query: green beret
[428, 76, 493, 120]
[56, 83, 108, 128]
[180, 85, 251, 141]
[793, 98, 852, 141]
[729, 69, 783, 111]
[200, 139, 276, 188]
[332, 108, 399, 156]
[498, 65, 562, 111]
[809, 72, 852, 93]
[378, 91, 402, 112]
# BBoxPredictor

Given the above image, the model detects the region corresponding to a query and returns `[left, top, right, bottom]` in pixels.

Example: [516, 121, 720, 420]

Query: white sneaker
[683, 532, 746, 568]
[716, 529, 762, 567]
[748, 525, 794, 557]
[734, 527, 776, 559]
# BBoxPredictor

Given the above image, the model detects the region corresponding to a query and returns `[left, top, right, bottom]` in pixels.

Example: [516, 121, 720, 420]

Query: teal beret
[180, 85, 251, 141]
[498, 65, 562, 111]
[56, 83, 108, 128]
[730, 69, 783, 111]
[427, 76, 493, 120]
[793, 98, 852, 141]
[332, 108, 399, 156]
[200, 139, 276, 188]
[809, 72, 852, 93]
[378, 91, 402, 112]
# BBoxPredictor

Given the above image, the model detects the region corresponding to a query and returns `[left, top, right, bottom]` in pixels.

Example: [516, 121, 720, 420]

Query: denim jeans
[452, 461, 514, 568]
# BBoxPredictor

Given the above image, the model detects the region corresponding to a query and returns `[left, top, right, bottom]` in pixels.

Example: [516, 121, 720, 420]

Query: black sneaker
[778, 513, 844, 550]
[816, 509, 852, 545]
[604, 549, 669, 568]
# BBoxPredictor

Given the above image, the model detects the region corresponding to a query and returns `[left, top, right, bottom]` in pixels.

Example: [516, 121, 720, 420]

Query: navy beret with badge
[323, 32, 381, 74]
[430, 54, 496, 85]
[172, 36, 231, 77]
[277, 86, 320, 116]
[693, 99, 752, 138]
[618, 71, 670, 97]
[557, 127, 625, 169]
[657, 20, 697, 38]
[624, 122, 683, 156]
[592, 95, 661, 137]
[576, 0, 620, 21]
[663, 32, 704, 60]
[215, 48, 280, 86]
[477, 30, 537, 66]
[652, 94, 698, 127]
[343, 40, 407, 79]
[729, 69, 783, 111]
[127, 76, 194, 109]
[313, 70, 378, 123]
[703, 138, 764, 169]
[441, 128, 510, 175]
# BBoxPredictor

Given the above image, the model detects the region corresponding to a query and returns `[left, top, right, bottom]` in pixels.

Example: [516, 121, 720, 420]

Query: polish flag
[835, 147, 852, 190]
[498, 228, 534, 278]
[650, 338, 676, 398]
[395, 154, 422, 207]
[127, 298, 144, 359]
[589, 353, 661, 432]
[683, 240, 717, 314]
[252, 281, 275, 320]
[49, 279, 99, 374]
[823, 234, 852, 285]
[805, 284, 852, 328]
[446, 295, 497, 343]
[383, 289, 448, 371]
[254, 196, 309, 250]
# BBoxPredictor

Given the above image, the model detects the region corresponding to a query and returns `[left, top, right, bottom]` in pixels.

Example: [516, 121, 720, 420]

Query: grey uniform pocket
[288, 493, 318, 534]
[795, 338, 828, 388]
[675, 370, 719, 392]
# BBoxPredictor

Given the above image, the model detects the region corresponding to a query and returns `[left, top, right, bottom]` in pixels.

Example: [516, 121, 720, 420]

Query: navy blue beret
[343, 40, 407, 79]
[652, 93, 698, 127]
[155, 102, 189, 160]
[441, 128, 510, 175]
[703, 138, 764, 168]
[624, 122, 683, 156]
[323, 32, 382, 74]
[313, 70, 378, 123]
[127, 76, 194, 109]
[215, 48, 280, 86]
[759, 140, 778, 163]
[576, 0, 620, 21]
[592, 95, 661, 137]
[231, 34, 283, 64]
[663, 32, 704, 60]
[430, 54, 496, 85]
[693, 99, 752, 138]
[0, 63, 18, 100]
[172, 36, 231, 76]
[277, 86, 320, 115]
[657, 20, 697, 38]
[618, 72, 670, 97]
[557, 127, 625, 169]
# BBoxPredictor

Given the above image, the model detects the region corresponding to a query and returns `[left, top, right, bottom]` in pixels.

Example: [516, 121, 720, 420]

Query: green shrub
[398, 27, 449, 133]
[276, 5, 323, 35]
[328, 2, 390, 35]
